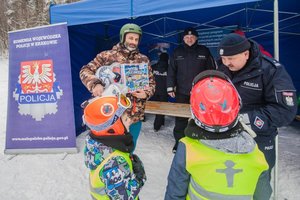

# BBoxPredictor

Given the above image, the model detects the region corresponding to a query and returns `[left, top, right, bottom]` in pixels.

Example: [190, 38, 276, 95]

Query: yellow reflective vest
[89, 150, 137, 200]
[181, 137, 269, 200]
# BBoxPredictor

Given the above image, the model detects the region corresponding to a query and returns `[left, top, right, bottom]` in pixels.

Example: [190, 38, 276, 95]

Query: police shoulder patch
[263, 55, 281, 68]
[282, 92, 295, 106]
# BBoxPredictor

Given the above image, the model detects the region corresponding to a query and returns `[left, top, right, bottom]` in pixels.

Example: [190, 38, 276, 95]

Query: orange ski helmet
[83, 94, 131, 136]
[190, 70, 241, 132]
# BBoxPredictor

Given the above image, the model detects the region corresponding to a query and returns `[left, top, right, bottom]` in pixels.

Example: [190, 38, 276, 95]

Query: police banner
[5, 23, 77, 154]
[197, 26, 236, 57]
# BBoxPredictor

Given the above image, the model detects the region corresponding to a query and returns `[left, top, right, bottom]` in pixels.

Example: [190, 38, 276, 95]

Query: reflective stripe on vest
[89, 175, 107, 199]
[181, 137, 268, 200]
[188, 178, 252, 200]
[89, 150, 133, 200]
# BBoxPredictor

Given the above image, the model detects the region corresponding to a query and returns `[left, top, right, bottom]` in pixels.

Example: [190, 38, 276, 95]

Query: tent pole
[274, 0, 279, 60]
[274, 1, 279, 199]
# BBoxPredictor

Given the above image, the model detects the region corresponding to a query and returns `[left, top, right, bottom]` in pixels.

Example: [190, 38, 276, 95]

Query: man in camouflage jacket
[80, 23, 155, 149]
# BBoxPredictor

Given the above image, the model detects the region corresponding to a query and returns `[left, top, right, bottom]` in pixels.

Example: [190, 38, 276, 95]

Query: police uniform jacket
[218, 41, 297, 138]
[167, 43, 216, 95]
[152, 60, 168, 96]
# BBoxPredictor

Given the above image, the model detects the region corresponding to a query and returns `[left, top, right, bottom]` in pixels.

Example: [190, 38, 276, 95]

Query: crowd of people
[79, 23, 297, 199]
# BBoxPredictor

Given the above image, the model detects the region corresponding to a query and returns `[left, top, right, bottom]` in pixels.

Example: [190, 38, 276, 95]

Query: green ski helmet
[120, 23, 142, 44]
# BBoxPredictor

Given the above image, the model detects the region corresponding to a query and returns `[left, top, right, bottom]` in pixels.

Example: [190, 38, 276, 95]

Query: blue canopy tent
[49, 0, 300, 134]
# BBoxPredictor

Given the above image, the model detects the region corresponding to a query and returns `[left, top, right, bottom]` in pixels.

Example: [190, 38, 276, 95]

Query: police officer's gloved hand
[239, 113, 257, 138]
[167, 87, 175, 93]
[131, 154, 147, 186]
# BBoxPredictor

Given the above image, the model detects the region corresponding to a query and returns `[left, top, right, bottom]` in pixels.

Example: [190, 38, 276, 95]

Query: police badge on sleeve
[13, 60, 63, 121]
[282, 92, 295, 106]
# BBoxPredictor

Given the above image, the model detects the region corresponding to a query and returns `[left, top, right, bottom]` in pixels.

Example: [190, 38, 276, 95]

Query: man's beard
[124, 42, 137, 51]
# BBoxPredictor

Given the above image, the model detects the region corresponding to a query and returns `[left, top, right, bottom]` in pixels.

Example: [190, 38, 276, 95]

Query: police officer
[165, 70, 272, 200]
[151, 52, 169, 132]
[217, 33, 297, 179]
[167, 27, 216, 152]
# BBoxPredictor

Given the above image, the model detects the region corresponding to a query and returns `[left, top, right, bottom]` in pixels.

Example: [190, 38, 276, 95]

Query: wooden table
[145, 101, 191, 118]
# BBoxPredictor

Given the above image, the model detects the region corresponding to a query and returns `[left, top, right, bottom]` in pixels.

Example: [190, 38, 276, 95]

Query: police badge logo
[13, 60, 63, 121]
[219, 49, 224, 56]
[254, 116, 264, 129]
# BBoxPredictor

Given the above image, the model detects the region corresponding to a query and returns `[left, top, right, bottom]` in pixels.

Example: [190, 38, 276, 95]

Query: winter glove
[167, 87, 176, 98]
[239, 113, 251, 125]
[167, 87, 174, 93]
[131, 154, 147, 187]
[239, 114, 257, 138]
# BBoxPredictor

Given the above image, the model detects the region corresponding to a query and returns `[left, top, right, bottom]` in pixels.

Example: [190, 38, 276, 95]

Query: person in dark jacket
[151, 52, 169, 131]
[217, 33, 297, 189]
[167, 27, 216, 152]
[165, 70, 272, 200]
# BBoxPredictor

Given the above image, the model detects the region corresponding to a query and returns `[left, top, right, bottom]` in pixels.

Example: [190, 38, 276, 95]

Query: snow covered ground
[0, 57, 299, 200]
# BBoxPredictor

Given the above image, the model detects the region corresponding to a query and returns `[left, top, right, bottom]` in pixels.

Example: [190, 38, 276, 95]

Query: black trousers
[152, 94, 168, 130]
[173, 94, 190, 143]
[255, 134, 276, 179]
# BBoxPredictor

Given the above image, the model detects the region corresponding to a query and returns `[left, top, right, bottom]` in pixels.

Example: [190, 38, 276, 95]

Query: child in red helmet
[83, 94, 146, 200]
[165, 70, 272, 200]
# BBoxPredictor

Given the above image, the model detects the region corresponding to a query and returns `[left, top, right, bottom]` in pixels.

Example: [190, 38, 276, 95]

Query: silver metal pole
[274, 0, 279, 60]
[274, 0, 279, 199]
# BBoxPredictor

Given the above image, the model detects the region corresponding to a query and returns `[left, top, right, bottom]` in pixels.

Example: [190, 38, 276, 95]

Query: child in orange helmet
[83, 93, 146, 200]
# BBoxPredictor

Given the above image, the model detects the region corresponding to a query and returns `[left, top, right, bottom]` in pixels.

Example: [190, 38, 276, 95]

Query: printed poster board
[96, 62, 150, 93]
[121, 63, 149, 93]
[5, 23, 77, 154]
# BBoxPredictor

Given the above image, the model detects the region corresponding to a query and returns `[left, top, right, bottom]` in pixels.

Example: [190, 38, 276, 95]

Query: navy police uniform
[167, 43, 216, 96]
[151, 53, 169, 131]
[218, 40, 297, 171]
[167, 42, 216, 149]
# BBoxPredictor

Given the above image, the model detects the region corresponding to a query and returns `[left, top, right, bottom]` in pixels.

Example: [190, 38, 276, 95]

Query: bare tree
[0, 0, 80, 57]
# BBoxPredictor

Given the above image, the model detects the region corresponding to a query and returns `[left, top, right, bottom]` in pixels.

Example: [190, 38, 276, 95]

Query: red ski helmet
[83, 94, 131, 137]
[190, 70, 241, 132]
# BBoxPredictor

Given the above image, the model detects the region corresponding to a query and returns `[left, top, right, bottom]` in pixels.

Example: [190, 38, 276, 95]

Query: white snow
[0, 57, 299, 200]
